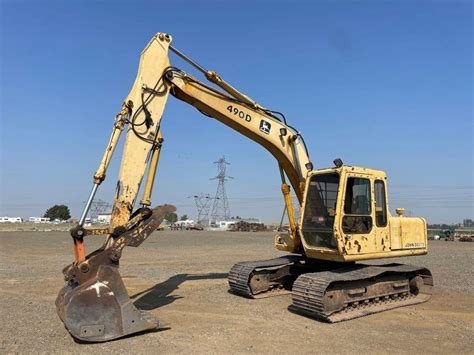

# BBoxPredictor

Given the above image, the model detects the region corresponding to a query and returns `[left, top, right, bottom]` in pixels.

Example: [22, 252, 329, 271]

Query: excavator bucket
[56, 205, 175, 342]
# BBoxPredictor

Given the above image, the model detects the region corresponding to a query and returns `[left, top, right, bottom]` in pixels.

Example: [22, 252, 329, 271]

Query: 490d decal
[227, 105, 251, 122]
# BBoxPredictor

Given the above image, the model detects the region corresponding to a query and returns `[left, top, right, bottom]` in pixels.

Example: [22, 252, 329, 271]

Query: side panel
[390, 217, 428, 251]
[389, 217, 402, 249]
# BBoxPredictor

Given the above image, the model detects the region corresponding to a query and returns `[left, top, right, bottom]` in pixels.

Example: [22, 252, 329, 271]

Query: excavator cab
[298, 165, 429, 261]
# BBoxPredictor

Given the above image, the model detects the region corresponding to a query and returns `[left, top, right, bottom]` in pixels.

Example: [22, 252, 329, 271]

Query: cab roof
[312, 165, 387, 177]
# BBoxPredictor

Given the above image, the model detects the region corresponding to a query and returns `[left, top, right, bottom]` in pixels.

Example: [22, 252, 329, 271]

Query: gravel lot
[0, 231, 472, 354]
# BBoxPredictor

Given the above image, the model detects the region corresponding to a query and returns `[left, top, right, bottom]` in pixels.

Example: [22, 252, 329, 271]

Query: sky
[0, 0, 472, 224]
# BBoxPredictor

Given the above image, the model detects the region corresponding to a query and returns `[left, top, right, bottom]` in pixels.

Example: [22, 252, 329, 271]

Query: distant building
[234, 217, 261, 224]
[208, 217, 262, 231]
[0, 216, 23, 223]
[463, 219, 473, 228]
[209, 220, 236, 231]
[174, 219, 195, 228]
[97, 213, 112, 224]
[29, 217, 50, 223]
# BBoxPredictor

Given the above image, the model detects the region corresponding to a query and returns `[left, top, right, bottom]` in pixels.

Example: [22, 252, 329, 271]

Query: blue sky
[1, 0, 472, 224]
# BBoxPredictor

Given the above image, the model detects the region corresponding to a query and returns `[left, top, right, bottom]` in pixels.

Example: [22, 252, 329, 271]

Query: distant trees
[428, 224, 457, 230]
[44, 204, 71, 221]
[180, 214, 188, 221]
[164, 212, 178, 223]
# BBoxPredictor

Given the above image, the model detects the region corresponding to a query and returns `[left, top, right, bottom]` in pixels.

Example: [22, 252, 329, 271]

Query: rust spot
[354, 240, 362, 253]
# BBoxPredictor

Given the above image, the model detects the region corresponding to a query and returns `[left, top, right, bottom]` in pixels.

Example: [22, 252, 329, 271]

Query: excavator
[56, 33, 433, 342]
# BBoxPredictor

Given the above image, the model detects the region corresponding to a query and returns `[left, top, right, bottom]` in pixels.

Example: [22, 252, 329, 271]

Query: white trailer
[29, 217, 51, 223]
[0, 217, 23, 223]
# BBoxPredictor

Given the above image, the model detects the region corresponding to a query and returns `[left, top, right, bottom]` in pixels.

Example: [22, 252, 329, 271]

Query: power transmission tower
[210, 156, 232, 222]
[192, 193, 213, 225]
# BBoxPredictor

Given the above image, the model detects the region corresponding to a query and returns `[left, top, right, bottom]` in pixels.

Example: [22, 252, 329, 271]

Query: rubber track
[291, 263, 433, 322]
[228, 255, 303, 298]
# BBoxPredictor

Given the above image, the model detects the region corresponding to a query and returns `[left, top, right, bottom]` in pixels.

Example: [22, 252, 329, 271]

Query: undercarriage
[228, 256, 433, 322]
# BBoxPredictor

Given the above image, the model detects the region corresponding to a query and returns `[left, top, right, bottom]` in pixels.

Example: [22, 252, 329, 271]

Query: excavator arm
[57, 33, 313, 342]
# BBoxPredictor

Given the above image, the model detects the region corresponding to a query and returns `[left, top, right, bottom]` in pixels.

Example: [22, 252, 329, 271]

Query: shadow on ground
[131, 273, 228, 310]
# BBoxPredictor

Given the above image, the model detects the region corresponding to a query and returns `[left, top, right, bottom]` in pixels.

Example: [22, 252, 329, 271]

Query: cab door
[340, 173, 377, 255]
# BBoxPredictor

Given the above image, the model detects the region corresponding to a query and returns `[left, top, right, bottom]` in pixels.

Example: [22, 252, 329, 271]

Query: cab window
[342, 178, 372, 234]
[301, 173, 339, 249]
[374, 180, 387, 227]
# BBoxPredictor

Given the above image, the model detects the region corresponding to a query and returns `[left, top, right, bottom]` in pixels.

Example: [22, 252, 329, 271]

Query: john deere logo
[259, 120, 271, 134]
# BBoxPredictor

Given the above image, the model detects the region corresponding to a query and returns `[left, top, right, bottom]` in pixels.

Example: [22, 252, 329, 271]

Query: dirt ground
[0, 230, 472, 354]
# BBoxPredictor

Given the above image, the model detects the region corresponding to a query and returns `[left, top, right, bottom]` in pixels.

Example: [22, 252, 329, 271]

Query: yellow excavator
[56, 33, 433, 342]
